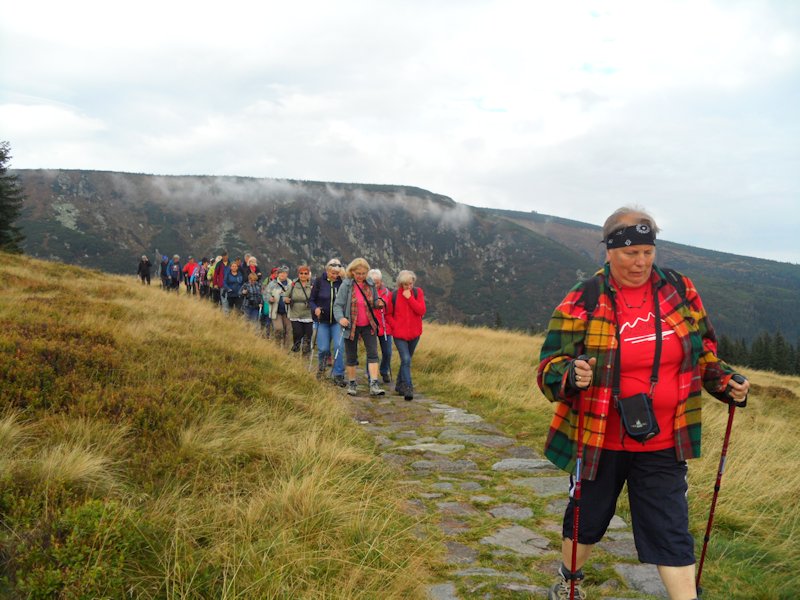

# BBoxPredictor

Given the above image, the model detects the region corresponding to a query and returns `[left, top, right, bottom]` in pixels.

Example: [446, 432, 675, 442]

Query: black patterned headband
[605, 224, 656, 249]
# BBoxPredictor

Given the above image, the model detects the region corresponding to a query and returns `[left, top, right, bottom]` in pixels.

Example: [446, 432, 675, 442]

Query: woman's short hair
[367, 269, 382, 281]
[396, 270, 417, 286]
[346, 258, 370, 277]
[248, 272, 258, 281]
[326, 258, 343, 270]
[602, 206, 660, 240]
[297, 264, 310, 274]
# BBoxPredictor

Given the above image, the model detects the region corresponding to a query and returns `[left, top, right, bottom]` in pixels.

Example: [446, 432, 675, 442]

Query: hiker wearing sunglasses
[537, 206, 749, 600]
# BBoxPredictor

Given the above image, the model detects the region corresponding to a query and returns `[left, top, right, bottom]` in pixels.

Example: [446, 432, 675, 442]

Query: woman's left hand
[573, 357, 597, 389]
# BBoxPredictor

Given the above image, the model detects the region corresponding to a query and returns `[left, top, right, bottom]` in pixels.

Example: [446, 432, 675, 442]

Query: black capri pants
[343, 325, 379, 366]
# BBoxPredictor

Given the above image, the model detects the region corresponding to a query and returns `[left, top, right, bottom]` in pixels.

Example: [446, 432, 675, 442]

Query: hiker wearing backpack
[310, 259, 346, 385]
[240, 271, 264, 322]
[266, 266, 292, 348]
[537, 206, 750, 600]
[223, 261, 245, 313]
[368, 268, 393, 383]
[333, 258, 386, 397]
[168, 255, 182, 293]
[137, 255, 151, 285]
[212, 251, 231, 312]
[386, 270, 425, 401]
[286, 265, 314, 354]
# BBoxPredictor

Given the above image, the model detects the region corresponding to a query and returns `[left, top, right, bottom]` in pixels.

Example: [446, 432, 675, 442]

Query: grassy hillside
[0, 254, 431, 599]
[413, 322, 800, 599]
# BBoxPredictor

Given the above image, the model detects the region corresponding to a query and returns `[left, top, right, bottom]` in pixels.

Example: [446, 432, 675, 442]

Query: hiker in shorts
[333, 258, 386, 397]
[537, 206, 749, 600]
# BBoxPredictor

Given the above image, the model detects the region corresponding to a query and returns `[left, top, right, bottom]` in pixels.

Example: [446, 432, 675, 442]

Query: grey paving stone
[470, 494, 494, 504]
[438, 430, 515, 448]
[396, 443, 466, 454]
[497, 582, 548, 595]
[511, 475, 570, 496]
[396, 430, 419, 439]
[607, 530, 635, 541]
[459, 481, 483, 491]
[444, 541, 479, 565]
[453, 568, 528, 581]
[614, 563, 668, 598]
[380, 452, 412, 466]
[492, 458, 556, 473]
[480, 525, 550, 556]
[444, 411, 484, 424]
[419, 492, 444, 499]
[439, 519, 470, 535]
[501, 445, 542, 458]
[608, 514, 628, 529]
[488, 504, 534, 521]
[411, 459, 478, 473]
[431, 481, 455, 491]
[437, 501, 481, 517]
[597, 538, 638, 559]
[427, 582, 460, 600]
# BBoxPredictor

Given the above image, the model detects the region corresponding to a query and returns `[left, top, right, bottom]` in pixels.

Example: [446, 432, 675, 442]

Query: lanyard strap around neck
[612, 282, 662, 399]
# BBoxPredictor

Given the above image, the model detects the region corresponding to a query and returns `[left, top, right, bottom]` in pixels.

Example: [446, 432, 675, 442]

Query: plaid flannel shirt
[537, 263, 736, 481]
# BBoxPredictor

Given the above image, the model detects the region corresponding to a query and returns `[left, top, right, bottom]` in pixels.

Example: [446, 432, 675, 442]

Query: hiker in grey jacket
[333, 257, 386, 397]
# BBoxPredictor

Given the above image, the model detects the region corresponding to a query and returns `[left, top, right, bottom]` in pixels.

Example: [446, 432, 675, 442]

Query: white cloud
[1, 0, 798, 262]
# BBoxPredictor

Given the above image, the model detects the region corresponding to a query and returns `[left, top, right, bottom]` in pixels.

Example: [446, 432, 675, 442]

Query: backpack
[580, 267, 687, 313]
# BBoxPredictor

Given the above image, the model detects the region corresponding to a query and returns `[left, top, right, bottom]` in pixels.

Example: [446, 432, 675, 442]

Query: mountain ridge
[13, 168, 800, 341]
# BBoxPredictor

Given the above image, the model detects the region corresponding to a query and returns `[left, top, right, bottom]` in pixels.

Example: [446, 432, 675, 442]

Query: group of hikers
[135, 203, 753, 600]
[136, 252, 426, 400]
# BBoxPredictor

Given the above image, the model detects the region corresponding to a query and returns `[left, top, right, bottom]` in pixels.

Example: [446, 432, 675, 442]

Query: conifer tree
[0, 141, 25, 253]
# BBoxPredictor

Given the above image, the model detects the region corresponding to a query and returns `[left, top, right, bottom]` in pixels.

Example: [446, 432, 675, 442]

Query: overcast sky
[2, 0, 799, 263]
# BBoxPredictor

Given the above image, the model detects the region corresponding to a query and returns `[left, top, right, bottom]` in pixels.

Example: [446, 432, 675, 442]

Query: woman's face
[401, 281, 414, 290]
[230, 264, 239, 273]
[278, 272, 288, 282]
[353, 268, 367, 283]
[298, 269, 310, 282]
[607, 245, 655, 287]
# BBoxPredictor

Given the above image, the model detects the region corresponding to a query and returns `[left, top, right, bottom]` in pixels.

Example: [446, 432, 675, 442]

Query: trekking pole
[696, 374, 747, 596]
[570, 354, 590, 600]
[309, 322, 317, 370]
[333, 325, 344, 361]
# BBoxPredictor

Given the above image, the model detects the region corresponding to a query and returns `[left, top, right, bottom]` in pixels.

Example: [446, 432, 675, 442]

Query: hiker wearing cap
[333, 258, 386, 397]
[386, 270, 425, 401]
[286, 265, 314, 354]
[266, 266, 292, 348]
[368, 268, 393, 383]
[537, 206, 749, 600]
[309, 258, 346, 385]
[137, 255, 151, 285]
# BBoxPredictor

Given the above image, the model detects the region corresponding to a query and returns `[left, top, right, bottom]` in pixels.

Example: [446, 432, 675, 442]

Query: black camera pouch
[616, 393, 659, 442]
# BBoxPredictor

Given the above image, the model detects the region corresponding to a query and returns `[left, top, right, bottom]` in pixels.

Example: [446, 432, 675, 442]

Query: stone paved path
[346, 386, 669, 599]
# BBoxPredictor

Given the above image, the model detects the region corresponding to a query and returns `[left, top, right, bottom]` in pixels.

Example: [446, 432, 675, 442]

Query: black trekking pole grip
[725, 373, 748, 407]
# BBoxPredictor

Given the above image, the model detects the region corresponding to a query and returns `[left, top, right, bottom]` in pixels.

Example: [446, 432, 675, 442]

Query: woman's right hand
[339, 318, 349, 327]
[314, 307, 322, 317]
[572, 357, 597, 389]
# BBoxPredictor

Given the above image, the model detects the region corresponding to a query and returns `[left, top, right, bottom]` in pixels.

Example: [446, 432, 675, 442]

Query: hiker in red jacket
[386, 270, 426, 401]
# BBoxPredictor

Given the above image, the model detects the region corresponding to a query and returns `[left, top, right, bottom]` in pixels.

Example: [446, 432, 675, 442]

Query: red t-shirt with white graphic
[603, 281, 684, 452]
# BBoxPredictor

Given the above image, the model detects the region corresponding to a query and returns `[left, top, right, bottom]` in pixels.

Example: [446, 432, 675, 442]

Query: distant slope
[13, 169, 800, 341]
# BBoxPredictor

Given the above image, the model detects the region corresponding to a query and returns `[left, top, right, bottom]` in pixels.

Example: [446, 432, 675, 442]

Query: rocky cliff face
[14, 169, 800, 340]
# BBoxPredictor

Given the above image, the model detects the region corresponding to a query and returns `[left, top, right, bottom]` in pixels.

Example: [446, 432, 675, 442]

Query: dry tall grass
[414, 321, 800, 599]
[0, 254, 431, 599]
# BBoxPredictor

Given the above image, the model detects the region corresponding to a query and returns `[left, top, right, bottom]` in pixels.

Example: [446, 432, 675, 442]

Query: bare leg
[368, 362, 380, 381]
[561, 538, 593, 573]
[657, 564, 697, 600]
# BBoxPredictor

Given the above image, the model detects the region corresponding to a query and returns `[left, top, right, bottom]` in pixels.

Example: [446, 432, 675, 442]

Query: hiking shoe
[403, 385, 414, 401]
[381, 373, 392, 384]
[347, 381, 358, 396]
[548, 568, 586, 600]
[333, 374, 347, 387]
[369, 379, 385, 396]
[394, 384, 406, 396]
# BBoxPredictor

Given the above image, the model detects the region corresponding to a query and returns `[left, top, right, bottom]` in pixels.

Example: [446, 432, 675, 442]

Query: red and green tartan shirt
[537, 263, 737, 481]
